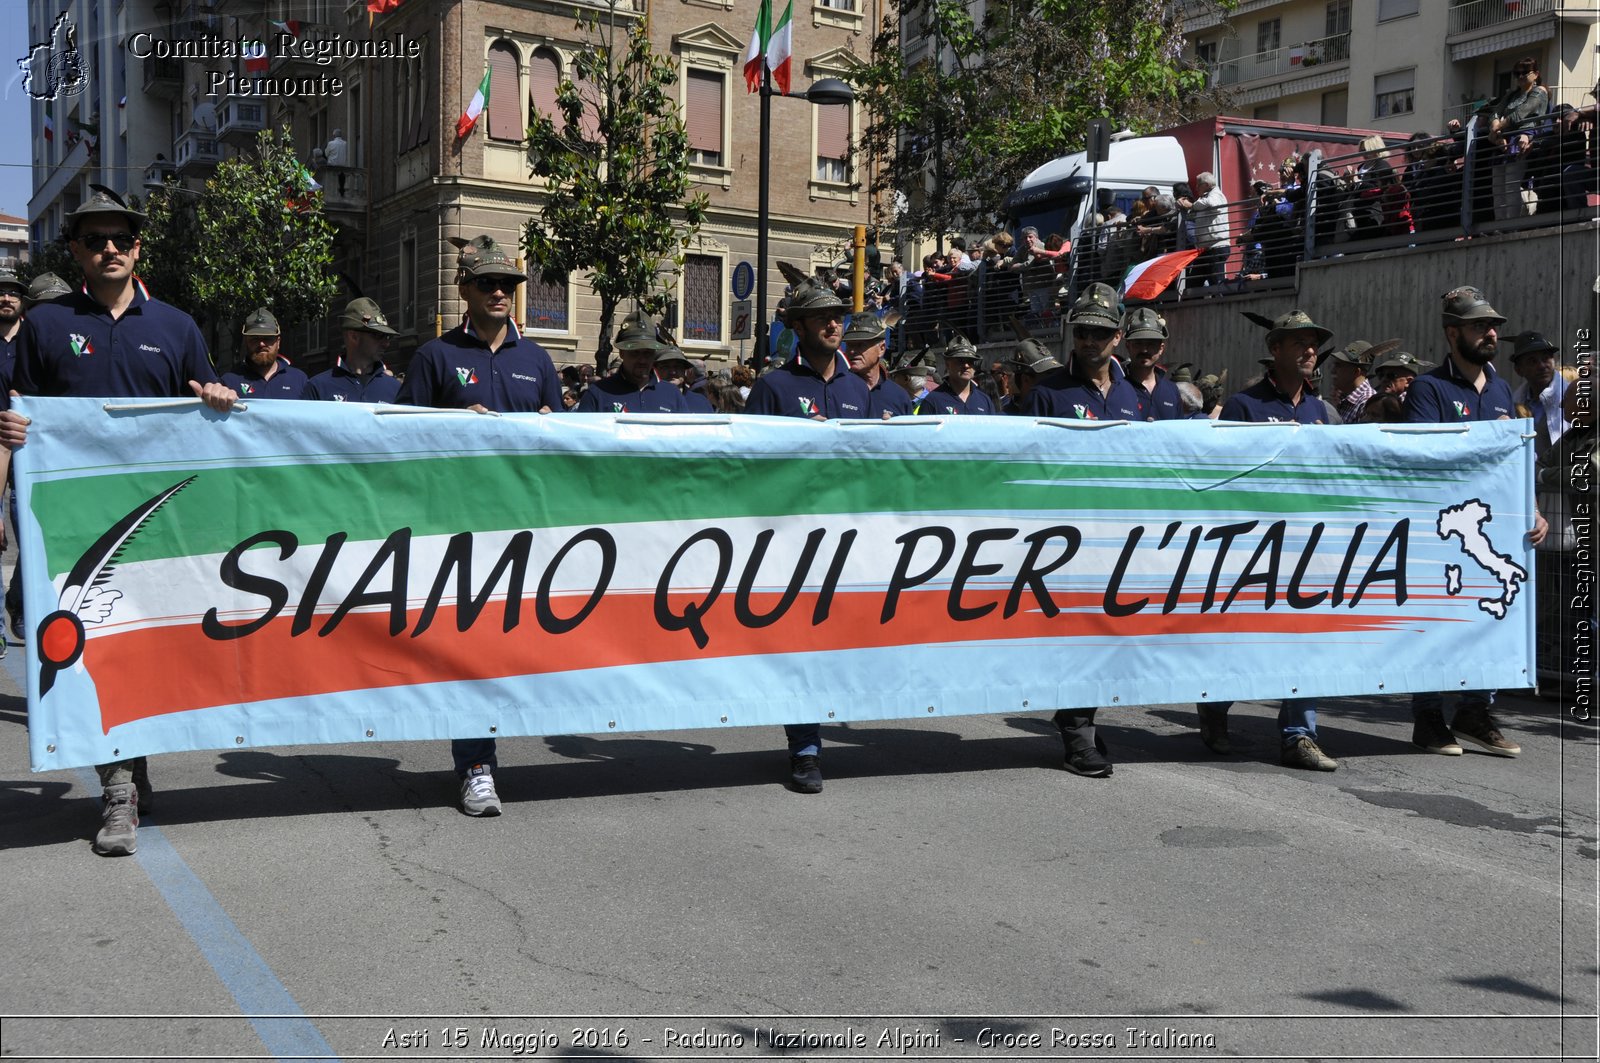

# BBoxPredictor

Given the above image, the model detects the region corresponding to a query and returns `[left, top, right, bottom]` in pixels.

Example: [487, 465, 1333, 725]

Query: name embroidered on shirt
[511, 373, 537, 383]
[139, 343, 162, 353]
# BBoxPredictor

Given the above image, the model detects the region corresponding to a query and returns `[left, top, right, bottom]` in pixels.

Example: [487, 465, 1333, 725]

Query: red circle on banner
[41, 614, 83, 666]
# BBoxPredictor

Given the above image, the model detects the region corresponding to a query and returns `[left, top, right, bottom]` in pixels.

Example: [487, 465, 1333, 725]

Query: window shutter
[686, 70, 723, 156]
[530, 49, 562, 132]
[817, 102, 849, 162]
[488, 42, 521, 141]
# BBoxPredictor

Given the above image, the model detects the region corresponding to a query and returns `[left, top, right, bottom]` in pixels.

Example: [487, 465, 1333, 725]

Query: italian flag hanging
[456, 66, 491, 140]
[767, 0, 793, 95]
[742, 0, 770, 93]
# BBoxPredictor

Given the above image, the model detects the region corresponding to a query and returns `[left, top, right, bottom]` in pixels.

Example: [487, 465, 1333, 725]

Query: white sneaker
[460, 765, 501, 816]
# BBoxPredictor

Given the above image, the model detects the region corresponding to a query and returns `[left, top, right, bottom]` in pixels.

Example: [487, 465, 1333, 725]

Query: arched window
[529, 47, 563, 133]
[487, 40, 522, 141]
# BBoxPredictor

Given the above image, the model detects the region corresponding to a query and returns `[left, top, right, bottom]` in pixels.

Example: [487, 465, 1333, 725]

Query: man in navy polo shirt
[1119, 306, 1182, 421]
[998, 339, 1059, 415]
[1406, 285, 1547, 759]
[844, 313, 912, 418]
[744, 276, 869, 794]
[0, 185, 237, 857]
[398, 236, 559, 815]
[1016, 283, 1142, 778]
[1201, 309, 1341, 772]
[747, 278, 869, 422]
[575, 316, 686, 413]
[303, 298, 402, 403]
[655, 345, 714, 413]
[221, 308, 307, 400]
[1024, 284, 1144, 424]
[0, 267, 24, 383]
[915, 335, 995, 415]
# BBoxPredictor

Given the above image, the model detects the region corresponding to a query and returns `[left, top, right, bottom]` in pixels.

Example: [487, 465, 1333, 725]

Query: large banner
[14, 398, 1536, 771]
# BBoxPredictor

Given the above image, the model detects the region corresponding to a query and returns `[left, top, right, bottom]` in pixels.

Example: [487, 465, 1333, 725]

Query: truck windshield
[1011, 193, 1083, 246]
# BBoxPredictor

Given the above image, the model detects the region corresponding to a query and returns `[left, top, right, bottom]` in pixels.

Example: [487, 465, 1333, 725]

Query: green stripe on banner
[31, 452, 1415, 569]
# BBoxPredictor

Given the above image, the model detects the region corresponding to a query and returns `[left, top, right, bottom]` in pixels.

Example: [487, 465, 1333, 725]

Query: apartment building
[27, 0, 883, 369]
[1183, 0, 1599, 133]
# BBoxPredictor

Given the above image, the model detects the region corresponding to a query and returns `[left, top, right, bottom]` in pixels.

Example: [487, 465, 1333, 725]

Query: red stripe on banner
[85, 590, 1428, 732]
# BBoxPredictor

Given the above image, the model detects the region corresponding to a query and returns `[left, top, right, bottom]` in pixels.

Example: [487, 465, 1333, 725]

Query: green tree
[853, 0, 1224, 240]
[522, 8, 709, 373]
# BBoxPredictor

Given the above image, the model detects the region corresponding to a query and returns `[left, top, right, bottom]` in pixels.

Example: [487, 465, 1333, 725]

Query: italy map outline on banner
[13, 399, 1537, 772]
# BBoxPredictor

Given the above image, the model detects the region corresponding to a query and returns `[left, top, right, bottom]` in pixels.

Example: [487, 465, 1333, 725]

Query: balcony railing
[1448, 0, 1556, 36]
[321, 165, 367, 215]
[1211, 32, 1350, 87]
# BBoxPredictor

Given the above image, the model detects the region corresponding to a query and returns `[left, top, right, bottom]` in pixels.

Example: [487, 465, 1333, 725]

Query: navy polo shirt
[1404, 358, 1516, 424]
[681, 388, 715, 414]
[1023, 358, 1143, 420]
[13, 282, 218, 403]
[575, 373, 687, 413]
[1220, 374, 1336, 424]
[864, 374, 913, 418]
[0, 330, 16, 392]
[303, 362, 401, 404]
[222, 356, 308, 400]
[746, 352, 870, 419]
[397, 318, 561, 413]
[916, 380, 997, 416]
[1130, 369, 1183, 421]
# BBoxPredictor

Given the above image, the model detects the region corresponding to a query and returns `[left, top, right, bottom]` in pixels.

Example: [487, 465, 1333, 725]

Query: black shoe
[7, 608, 21, 645]
[788, 755, 823, 794]
[1055, 713, 1112, 778]
[1197, 706, 1232, 755]
[1412, 708, 1463, 756]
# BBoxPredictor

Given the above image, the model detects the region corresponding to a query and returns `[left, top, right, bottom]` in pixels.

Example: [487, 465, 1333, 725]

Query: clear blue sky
[1, 2, 34, 220]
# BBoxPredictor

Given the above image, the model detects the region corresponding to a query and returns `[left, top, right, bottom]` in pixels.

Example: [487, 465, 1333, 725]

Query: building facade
[26, 0, 883, 372]
[1183, 0, 1599, 133]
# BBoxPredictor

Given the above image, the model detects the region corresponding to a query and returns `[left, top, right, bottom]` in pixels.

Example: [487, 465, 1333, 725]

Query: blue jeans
[452, 738, 496, 778]
[1412, 690, 1494, 719]
[1209, 699, 1317, 745]
[784, 724, 820, 757]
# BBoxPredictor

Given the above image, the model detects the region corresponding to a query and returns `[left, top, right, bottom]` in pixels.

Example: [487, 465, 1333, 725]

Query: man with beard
[1405, 286, 1547, 758]
[576, 316, 686, 413]
[1507, 331, 1567, 459]
[844, 313, 911, 418]
[0, 186, 238, 855]
[0, 268, 24, 379]
[744, 276, 868, 793]
[221, 308, 307, 399]
[304, 298, 401, 403]
[1119, 306, 1181, 420]
[916, 335, 996, 415]
[398, 235, 561, 815]
[1201, 309, 1341, 772]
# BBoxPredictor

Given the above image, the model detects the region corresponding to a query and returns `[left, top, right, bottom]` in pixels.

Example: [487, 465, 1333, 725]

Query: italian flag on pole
[742, 0, 792, 94]
[456, 66, 491, 140]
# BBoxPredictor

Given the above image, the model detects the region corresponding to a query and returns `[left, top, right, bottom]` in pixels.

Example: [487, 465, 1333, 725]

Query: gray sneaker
[460, 766, 502, 816]
[1452, 706, 1521, 757]
[94, 783, 139, 856]
[1280, 736, 1338, 772]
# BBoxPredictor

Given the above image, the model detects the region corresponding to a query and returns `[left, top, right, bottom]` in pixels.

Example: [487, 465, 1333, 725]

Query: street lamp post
[754, 69, 854, 366]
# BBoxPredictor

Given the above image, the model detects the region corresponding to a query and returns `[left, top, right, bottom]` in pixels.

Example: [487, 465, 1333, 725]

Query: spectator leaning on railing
[1449, 56, 1549, 222]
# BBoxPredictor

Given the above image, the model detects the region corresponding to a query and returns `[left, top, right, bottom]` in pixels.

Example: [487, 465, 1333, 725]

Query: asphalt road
[0, 631, 1595, 1062]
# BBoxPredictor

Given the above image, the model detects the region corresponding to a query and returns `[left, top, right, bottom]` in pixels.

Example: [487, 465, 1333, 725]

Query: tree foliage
[142, 127, 338, 347]
[522, 9, 709, 371]
[852, 0, 1223, 239]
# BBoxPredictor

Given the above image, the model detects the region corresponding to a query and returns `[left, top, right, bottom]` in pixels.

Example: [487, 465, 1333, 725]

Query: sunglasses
[77, 231, 137, 253]
[1073, 325, 1117, 341]
[470, 275, 522, 293]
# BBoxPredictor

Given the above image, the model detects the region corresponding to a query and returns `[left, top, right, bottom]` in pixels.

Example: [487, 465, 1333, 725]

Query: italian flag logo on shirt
[68, 333, 93, 358]
[455, 367, 478, 386]
[798, 396, 818, 416]
[238, 382, 255, 395]
[1453, 400, 1469, 418]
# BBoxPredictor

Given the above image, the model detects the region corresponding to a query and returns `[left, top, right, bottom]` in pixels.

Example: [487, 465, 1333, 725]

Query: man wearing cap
[1328, 340, 1377, 424]
[1508, 330, 1568, 459]
[891, 348, 936, 405]
[304, 297, 402, 403]
[916, 336, 997, 416]
[746, 277, 869, 421]
[657, 349, 714, 413]
[221, 308, 308, 400]
[999, 339, 1060, 415]
[0, 184, 237, 857]
[844, 313, 911, 418]
[0, 267, 25, 378]
[1370, 349, 1431, 400]
[744, 276, 869, 794]
[1022, 284, 1143, 423]
[1203, 308, 1341, 771]
[1405, 286, 1547, 759]
[396, 236, 561, 815]
[1119, 307, 1182, 421]
[575, 315, 686, 413]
